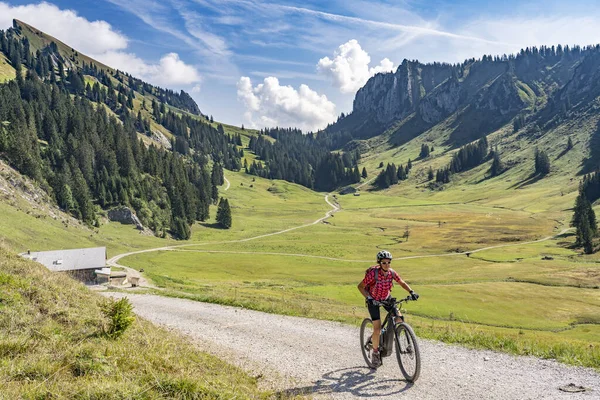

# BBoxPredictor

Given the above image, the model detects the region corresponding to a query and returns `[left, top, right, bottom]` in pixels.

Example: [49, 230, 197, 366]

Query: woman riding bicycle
[357, 250, 419, 368]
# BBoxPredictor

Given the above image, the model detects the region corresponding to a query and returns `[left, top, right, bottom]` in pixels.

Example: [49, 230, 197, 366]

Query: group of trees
[449, 137, 488, 173]
[434, 137, 489, 184]
[569, 172, 600, 254]
[374, 161, 411, 189]
[419, 144, 433, 158]
[246, 128, 361, 191]
[0, 28, 237, 239]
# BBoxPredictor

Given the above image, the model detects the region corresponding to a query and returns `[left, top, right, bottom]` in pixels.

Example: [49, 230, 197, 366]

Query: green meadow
[115, 156, 600, 369]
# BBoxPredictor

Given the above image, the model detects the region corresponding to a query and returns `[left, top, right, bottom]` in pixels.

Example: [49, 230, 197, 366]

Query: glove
[409, 290, 419, 301]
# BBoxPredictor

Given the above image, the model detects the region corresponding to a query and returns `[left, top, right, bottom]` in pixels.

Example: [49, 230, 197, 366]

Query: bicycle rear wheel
[394, 323, 421, 382]
[360, 318, 376, 368]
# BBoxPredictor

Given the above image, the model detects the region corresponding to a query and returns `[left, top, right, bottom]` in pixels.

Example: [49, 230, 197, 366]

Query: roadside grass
[0, 248, 273, 399]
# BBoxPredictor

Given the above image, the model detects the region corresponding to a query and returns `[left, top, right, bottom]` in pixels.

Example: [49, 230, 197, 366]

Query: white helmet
[376, 250, 392, 262]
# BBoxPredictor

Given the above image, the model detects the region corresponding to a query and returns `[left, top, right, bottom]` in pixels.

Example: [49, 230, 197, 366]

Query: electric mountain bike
[360, 296, 421, 382]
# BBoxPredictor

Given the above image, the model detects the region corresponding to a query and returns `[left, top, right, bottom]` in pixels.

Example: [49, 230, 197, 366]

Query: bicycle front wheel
[394, 322, 421, 382]
[360, 318, 376, 368]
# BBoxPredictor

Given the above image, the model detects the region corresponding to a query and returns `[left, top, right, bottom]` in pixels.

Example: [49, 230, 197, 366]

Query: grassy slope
[16, 19, 113, 72]
[0, 248, 270, 399]
[0, 53, 15, 83]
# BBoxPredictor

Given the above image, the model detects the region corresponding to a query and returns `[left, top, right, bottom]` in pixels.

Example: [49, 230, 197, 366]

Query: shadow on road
[275, 366, 413, 398]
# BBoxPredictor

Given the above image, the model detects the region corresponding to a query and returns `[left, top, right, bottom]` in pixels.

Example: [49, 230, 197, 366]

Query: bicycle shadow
[275, 366, 413, 398]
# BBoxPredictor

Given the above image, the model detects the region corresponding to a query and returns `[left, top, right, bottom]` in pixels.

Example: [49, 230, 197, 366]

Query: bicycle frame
[378, 298, 404, 357]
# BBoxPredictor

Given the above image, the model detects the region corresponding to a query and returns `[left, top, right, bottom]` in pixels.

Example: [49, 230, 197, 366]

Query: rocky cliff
[353, 60, 454, 126]
[323, 45, 599, 148]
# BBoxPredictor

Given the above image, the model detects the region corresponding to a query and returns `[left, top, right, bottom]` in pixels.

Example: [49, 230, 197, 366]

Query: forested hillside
[0, 21, 242, 239]
[247, 127, 361, 191]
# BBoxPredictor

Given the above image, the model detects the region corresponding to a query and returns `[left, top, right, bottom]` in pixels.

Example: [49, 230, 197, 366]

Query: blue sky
[2, 0, 600, 130]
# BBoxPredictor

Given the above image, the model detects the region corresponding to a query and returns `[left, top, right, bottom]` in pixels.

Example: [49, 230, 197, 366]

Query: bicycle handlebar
[370, 296, 414, 306]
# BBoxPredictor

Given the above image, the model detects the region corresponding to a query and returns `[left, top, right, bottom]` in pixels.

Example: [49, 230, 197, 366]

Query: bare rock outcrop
[107, 206, 147, 231]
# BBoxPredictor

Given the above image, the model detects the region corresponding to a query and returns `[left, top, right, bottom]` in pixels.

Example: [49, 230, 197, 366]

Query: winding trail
[106, 194, 340, 279]
[223, 176, 231, 191]
[357, 176, 376, 189]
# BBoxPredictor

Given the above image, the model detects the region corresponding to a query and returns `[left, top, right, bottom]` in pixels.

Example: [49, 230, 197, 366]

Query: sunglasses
[380, 261, 391, 265]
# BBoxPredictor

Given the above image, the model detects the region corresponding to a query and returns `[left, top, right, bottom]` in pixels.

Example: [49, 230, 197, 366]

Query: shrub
[101, 297, 135, 339]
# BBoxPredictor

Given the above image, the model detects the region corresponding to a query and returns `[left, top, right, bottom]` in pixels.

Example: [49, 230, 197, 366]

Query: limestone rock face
[151, 129, 172, 150]
[474, 73, 526, 115]
[418, 76, 462, 124]
[353, 60, 454, 126]
[108, 206, 145, 230]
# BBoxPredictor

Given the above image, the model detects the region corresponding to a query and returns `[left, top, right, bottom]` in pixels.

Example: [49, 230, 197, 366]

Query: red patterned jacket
[362, 266, 402, 301]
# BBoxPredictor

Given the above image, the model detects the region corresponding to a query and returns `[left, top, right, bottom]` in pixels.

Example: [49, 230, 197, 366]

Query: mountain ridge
[323, 44, 600, 153]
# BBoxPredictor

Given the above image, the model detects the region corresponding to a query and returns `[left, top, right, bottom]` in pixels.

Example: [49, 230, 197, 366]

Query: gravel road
[105, 293, 600, 399]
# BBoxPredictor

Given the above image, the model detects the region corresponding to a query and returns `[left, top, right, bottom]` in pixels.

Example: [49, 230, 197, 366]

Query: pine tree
[361, 167, 368, 179]
[216, 197, 232, 228]
[567, 137, 573, 151]
[489, 152, 504, 177]
[211, 163, 224, 186]
[572, 191, 597, 251]
[534, 148, 550, 175]
[60, 184, 76, 213]
[397, 164, 407, 181]
[580, 215, 594, 254]
[427, 167, 434, 181]
[352, 166, 361, 183]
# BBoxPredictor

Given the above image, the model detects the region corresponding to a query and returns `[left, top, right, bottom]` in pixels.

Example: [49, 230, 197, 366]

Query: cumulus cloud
[96, 52, 201, 86]
[0, 1, 127, 54]
[0, 2, 201, 87]
[237, 76, 336, 132]
[317, 39, 395, 94]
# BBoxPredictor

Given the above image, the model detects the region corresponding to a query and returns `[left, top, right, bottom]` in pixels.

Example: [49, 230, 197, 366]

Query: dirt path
[105, 293, 600, 399]
[223, 176, 231, 191]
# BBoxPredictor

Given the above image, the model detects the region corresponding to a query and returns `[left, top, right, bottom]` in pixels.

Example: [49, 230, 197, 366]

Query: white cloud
[96, 52, 201, 86]
[0, 1, 127, 54]
[0, 2, 201, 88]
[317, 39, 395, 94]
[191, 83, 202, 93]
[237, 76, 336, 132]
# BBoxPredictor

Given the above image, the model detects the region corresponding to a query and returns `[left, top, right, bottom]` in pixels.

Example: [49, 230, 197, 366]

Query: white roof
[25, 247, 106, 272]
